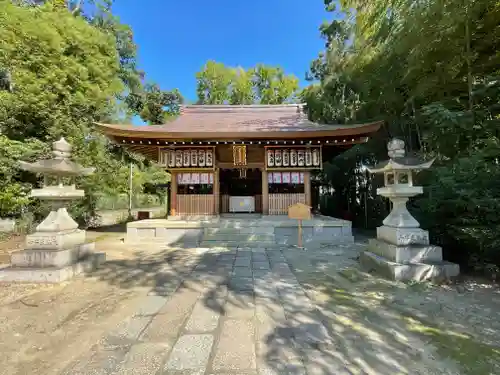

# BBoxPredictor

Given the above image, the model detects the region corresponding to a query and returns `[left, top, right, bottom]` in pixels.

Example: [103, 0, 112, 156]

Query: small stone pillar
[0, 138, 105, 283]
[359, 139, 459, 282]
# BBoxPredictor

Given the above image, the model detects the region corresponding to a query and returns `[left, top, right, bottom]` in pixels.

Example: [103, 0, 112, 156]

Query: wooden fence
[176, 195, 215, 215]
[268, 193, 306, 215]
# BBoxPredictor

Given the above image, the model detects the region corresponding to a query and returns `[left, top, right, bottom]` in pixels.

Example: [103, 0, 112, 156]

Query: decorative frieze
[265, 146, 321, 170]
[268, 171, 304, 184]
[160, 147, 215, 169]
[177, 172, 214, 185]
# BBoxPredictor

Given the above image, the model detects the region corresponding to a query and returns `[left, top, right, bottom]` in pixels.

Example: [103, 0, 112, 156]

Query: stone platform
[0, 242, 105, 283]
[126, 214, 354, 248]
[360, 237, 460, 282]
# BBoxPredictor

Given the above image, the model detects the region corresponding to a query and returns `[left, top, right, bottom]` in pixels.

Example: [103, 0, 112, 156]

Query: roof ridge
[180, 103, 305, 114]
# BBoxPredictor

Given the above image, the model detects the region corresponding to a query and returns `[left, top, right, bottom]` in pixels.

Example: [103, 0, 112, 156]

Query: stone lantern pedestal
[0, 138, 105, 283]
[359, 139, 459, 282]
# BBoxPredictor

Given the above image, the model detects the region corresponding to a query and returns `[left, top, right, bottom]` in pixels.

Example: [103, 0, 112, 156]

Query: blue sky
[111, 0, 332, 123]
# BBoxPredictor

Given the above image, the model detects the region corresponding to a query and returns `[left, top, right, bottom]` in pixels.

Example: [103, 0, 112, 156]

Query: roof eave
[94, 121, 383, 140]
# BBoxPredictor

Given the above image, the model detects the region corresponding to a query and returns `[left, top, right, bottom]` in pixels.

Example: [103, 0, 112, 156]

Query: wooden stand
[288, 202, 311, 249]
[297, 219, 303, 248]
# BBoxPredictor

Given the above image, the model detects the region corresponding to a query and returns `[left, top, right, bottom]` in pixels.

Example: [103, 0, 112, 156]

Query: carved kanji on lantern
[232, 145, 247, 166]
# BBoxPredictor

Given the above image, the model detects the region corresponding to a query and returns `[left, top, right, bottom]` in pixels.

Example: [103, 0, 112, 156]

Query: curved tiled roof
[95, 104, 383, 140]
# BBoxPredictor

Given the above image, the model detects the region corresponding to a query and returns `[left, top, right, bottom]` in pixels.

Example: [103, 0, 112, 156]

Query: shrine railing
[268, 193, 306, 215]
[176, 194, 215, 215]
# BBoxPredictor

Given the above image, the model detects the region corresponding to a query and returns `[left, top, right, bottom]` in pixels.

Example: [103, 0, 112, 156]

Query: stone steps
[126, 217, 356, 249]
[202, 233, 275, 242]
[199, 241, 275, 248]
[205, 227, 274, 235]
[200, 226, 276, 248]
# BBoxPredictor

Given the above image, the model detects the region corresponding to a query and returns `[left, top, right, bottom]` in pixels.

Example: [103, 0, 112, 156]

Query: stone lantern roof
[19, 137, 95, 176]
[366, 138, 434, 173]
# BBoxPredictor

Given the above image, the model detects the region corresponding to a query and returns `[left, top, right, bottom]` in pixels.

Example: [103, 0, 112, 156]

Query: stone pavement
[60, 245, 348, 375]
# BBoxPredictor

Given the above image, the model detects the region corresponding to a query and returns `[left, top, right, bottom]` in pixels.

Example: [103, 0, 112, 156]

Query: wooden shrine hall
[96, 104, 382, 217]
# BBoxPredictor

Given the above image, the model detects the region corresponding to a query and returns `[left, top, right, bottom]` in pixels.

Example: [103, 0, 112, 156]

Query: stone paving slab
[184, 299, 221, 332]
[165, 334, 214, 371]
[252, 261, 271, 270]
[301, 347, 353, 375]
[232, 266, 253, 277]
[229, 277, 254, 291]
[112, 342, 170, 375]
[212, 319, 257, 372]
[258, 358, 307, 375]
[141, 288, 200, 342]
[102, 315, 152, 348]
[224, 291, 255, 318]
[61, 344, 129, 375]
[234, 258, 252, 267]
[133, 295, 168, 317]
[58, 245, 351, 375]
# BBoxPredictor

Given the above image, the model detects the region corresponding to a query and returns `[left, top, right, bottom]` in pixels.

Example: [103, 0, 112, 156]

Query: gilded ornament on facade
[232, 145, 247, 166]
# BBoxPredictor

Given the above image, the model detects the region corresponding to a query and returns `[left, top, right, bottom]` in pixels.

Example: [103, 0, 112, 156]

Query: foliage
[0, 136, 49, 217]
[196, 60, 299, 104]
[125, 83, 183, 124]
[305, 0, 500, 269]
[96, 193, 163, 210]
[253, 64, 299, 104]
[196, 61, 234, 105]
[230, 67, 255, 105]
[0, 1, 169, 224]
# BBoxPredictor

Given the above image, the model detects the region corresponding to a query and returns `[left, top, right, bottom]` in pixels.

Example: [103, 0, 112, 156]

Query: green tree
[195, 61, 299, 105]
[253, 64, 299, 104]
[0, 1, 122, 141]
[126, 84, 183, 124]
[0, 1, 170, 223]
[305, 0, 500, 269]
[229, 67, 254, 105]
[196, 60, 233, 104]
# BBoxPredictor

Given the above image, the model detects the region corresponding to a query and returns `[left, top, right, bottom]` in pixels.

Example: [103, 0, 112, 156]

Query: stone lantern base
[0, 229, 105, 283]
[360, 225, 460, 282]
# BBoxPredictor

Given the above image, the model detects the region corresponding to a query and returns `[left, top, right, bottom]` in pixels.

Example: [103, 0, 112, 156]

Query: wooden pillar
[170, 171, 177, 216]
[262, 169, 269, 215]
[304, 171, 312, 207]
[213, 168, 220, 215]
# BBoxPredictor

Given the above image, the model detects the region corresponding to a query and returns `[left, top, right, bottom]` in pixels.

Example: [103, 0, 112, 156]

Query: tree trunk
[465, 3, 474, 112]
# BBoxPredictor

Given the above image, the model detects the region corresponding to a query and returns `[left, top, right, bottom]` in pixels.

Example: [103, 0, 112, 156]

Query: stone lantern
[359, 138, 459, 282]
[0, 138, 104, 283]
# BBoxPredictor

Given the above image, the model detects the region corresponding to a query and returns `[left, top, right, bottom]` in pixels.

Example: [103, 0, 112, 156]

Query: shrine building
[96, 104, 382, 217]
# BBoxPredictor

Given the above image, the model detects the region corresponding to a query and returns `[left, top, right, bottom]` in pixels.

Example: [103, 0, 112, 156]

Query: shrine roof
[95, 104, 383, 140]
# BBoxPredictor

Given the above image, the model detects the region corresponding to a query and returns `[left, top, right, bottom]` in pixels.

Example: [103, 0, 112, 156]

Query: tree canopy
[196, 61, 299, 105]
[303, 0, 500, 271]
[0, 1, 172, 223]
